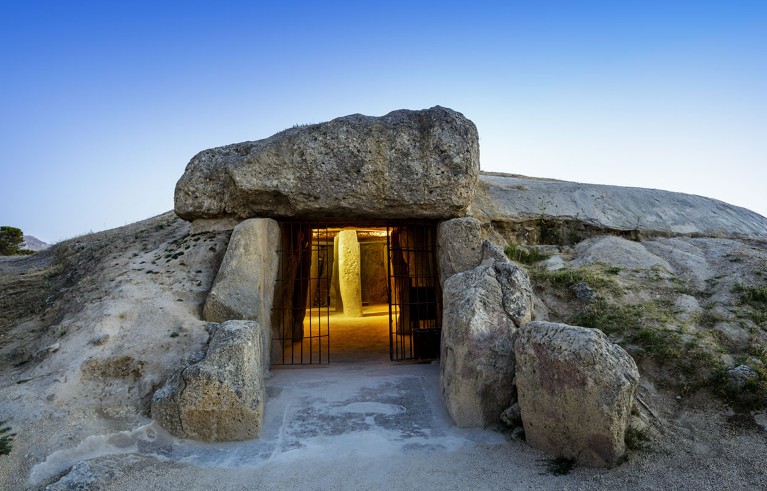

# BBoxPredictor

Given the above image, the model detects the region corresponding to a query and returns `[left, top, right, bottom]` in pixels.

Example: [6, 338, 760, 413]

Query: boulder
[514, 321, 639, 467]
[500, 402, 522, 428]
[175, 106, 479, 221]
[203, 218, 279, 367]
[727, 365, 759, 391]
[437, 217, 483, 287]
[151, 320, 265, 442]
[570, 281, 596, 302]
[440, 257, 533, 427]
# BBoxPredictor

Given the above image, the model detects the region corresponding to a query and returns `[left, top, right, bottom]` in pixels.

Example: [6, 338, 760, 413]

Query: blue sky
[1, 1, 765, 243]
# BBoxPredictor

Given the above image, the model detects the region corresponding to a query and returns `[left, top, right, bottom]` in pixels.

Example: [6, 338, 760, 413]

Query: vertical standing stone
[360, 242, 388, 304]
[440, 258, 532, 427]
[330, 234, 343, 312]
[202, 218, 280, 369]
[437, 217, 483, 288]
[338, 230, 363, 317]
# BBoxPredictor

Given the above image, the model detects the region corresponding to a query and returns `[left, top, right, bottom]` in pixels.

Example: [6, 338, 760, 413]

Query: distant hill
[21, 235, 50, 251]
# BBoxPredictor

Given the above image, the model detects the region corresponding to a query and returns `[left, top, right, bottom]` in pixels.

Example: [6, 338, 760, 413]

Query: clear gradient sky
[2, 1, 765, 243]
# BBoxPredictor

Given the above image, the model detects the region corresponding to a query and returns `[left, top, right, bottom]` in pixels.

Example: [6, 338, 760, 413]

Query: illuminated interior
[272, 223, 439, 366]
[281, 226, 394, 364]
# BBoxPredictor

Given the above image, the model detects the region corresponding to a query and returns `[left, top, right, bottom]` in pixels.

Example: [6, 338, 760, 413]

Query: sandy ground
[10, 361, 767, 491]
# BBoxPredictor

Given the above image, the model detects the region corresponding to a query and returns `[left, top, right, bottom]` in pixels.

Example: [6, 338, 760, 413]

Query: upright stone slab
[337, 230, 363, 317]
[152, 320, 265, 442]
[175, 106, 479, 221]
[514, 321, 640, 467]
[203, 218, 279, 368]
[440, 255, 533, 427]
[437, 217, 483, 288]
[329, 234, 344, 311]
[360, 241, 388, 304]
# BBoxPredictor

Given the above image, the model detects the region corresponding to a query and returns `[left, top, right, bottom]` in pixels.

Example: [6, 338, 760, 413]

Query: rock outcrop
[472, 173, 767, 240]
[514, 321, 639, 467]
[151, 320, 266, 442]
[175, 106, 479, 221]
[440, 251, 533, 427]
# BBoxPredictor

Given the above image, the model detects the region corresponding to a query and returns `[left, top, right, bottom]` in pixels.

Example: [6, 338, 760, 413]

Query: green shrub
[624, 425, 650, 452]
[0, 226, 25, 255]
[505, 244, 551, 265]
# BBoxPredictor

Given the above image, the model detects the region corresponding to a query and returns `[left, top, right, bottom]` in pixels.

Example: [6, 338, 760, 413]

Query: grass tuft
[540, 456, 576, 475]
[532, 264, 623, 295]
[0, 421, 15, 456]
[708, 364, 767, 411]
[624, 425, 650, 452]
[733, 283, 767, 305]
[505, 244, 551, 265]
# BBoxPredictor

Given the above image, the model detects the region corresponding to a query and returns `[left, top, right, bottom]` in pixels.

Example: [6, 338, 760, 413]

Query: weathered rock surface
[151, 320, 265, 442]
[175, 106, 479, 221]
[203, 218, 279, 323]
[44, 455, 149, 491]
[571, 236, 674, 272]
[514, 321, 639, 467]
[203, 218, 280, 322]
[360, 242, 388, 304]
[570, 281, 596, 302]
[437, 217, 483, 287]
[203, 218, 279, 366]
[441, 256, 533, 427]
[642, 237, 714, 291]
[472, 173, 767, 239]
[727, 365, 759, 391]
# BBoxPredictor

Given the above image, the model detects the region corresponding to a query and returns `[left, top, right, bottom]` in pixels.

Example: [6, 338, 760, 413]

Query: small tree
[0, 226, 25, 255]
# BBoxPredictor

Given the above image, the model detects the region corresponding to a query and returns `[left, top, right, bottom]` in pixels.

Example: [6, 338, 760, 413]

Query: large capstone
[175, 106, 479, 221]
[440, 253, 533, 427]
[514, 321, 640, 467]
[151, 320, 266, 442]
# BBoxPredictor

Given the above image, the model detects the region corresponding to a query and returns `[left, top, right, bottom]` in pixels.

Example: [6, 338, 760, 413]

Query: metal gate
[271, 223, 332, 365]
[387, 223, 441, 361]
[271, 221, 441, 365]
